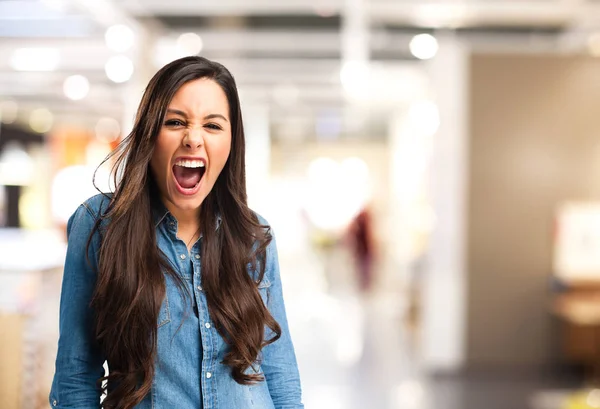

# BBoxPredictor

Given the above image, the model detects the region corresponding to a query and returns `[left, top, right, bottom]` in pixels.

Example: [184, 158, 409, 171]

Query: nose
[183, 127, 204, 149]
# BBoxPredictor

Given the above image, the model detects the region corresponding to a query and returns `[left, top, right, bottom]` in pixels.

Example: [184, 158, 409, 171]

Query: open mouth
[172, 159, 206, 192]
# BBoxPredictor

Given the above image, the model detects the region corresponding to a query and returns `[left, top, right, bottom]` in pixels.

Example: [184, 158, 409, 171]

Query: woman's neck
[161, 198, 201, 236]
[172, 210, 202, 251]
[172, 209, 200, 231]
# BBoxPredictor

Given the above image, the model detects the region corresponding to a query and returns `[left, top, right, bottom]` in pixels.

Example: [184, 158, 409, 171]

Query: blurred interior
[4, 1, 600, 408]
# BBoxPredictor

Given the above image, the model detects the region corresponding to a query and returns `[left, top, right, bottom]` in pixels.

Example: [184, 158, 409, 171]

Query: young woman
[50, 56, 303, 409]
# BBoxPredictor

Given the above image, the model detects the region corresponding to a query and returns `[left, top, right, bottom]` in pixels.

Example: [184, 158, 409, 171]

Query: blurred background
[4, 0, 600, 408]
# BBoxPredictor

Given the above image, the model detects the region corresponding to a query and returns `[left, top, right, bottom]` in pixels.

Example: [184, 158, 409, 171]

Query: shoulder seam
[81, 201, 99, 221]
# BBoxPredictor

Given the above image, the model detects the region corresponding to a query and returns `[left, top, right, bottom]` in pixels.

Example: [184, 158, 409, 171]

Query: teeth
[175, 159, 205, 168]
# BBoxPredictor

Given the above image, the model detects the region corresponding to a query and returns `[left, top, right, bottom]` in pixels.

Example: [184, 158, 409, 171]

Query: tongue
[173, 166, 201, 189]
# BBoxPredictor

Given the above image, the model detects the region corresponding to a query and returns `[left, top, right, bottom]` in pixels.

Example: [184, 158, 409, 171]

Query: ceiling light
[177, 33, 203, 56]
[63, 75, 90, 101]
[105, 55, 134, 83]
[105, 24, 135, 53]
[10, 48, 60, 71]
[95, 117, 121, 143]
[410, 34, 439, 60]
[29, 108, 54, 133]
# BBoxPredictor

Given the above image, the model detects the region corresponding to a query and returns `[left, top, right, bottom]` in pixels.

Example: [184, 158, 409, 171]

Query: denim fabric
[50, 194, 303, 409]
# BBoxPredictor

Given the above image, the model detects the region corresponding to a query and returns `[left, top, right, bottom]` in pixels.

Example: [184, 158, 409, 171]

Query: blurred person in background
[50, 56, 303, 409]
[347, 205, 377, 293]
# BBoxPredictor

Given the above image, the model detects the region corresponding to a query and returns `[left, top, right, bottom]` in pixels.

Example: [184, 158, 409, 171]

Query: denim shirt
[50, 194, 303, 409]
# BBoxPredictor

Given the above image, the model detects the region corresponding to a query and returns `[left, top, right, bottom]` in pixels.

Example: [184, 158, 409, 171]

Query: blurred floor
[282, 243, 430, 409]
[283, 245, 582, 409]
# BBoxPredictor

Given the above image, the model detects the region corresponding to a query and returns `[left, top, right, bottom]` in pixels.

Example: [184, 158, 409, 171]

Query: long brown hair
[89, 56, 281, 408]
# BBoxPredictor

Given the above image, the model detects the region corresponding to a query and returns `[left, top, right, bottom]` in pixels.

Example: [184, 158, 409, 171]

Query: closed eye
[205, 123, 223, 131]
[164, 119, 185, 128]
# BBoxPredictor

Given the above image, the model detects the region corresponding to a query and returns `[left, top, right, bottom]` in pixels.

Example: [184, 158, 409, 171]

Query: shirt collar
[151, 195, 170, 227]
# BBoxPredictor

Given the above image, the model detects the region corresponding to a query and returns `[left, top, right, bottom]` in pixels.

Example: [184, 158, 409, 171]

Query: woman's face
[150, 78, 232, 218]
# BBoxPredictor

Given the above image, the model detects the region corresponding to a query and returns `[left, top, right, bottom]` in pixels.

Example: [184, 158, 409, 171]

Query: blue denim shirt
[50, 194, 303, 408]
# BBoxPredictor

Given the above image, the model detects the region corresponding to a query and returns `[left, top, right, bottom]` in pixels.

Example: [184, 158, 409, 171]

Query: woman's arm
[49, 204, 105, 408]
[260, 228, 304, 409]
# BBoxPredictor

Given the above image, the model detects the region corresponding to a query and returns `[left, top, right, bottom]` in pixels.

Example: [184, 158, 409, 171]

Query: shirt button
[195, 254, 200, 259]
[205, 322, 211, 329]
[197, 285, 202, 291]
[180, 254, 186, 260]
[206, 372, 212, 378]
[52, 400, 57, 407]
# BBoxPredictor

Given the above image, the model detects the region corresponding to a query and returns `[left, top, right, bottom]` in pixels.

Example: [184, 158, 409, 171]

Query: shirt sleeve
[260, 228, 304, 409]
[49, 204, 105, 408]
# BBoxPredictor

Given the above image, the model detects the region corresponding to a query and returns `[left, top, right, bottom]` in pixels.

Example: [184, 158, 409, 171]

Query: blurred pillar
[243, 104, 271, 211]
[388, 110, 426, 276]
[342, 0, 369, 64]
[421, 33, 469, 372]
[5, 185, 20, 227]
[341, 0, 370, 122]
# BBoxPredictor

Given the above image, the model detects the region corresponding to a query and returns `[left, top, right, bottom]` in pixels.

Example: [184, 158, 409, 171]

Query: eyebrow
[166, 109, 228, 122]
